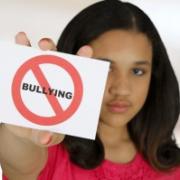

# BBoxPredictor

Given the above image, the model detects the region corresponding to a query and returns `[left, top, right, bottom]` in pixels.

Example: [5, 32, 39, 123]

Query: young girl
[1, 0, 180, 179]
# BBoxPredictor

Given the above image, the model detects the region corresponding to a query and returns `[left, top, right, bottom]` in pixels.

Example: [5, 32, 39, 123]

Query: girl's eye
[132, 68, 145, 76]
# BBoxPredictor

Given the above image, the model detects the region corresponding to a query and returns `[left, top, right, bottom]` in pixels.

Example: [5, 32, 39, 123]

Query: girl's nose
[108, 75, 131, 97]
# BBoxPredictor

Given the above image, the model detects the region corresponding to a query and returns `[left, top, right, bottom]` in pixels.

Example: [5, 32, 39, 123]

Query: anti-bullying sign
[0, 42, 109, 139]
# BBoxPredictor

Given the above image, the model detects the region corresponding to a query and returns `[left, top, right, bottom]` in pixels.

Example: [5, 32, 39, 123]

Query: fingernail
[40, 38, 52, 42]
[17, 32, 26, 36]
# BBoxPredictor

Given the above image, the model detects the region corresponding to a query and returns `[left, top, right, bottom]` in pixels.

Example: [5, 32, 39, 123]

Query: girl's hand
[2, 32, 93, 147]
[0, 32, 93, 178]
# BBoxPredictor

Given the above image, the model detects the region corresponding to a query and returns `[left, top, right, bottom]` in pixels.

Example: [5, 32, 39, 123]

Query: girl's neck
[97, 121, 137, 163]
[97, 121, 130, 146]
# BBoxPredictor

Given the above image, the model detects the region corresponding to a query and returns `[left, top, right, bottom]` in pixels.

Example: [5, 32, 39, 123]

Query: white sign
[0, 42, 109, 139]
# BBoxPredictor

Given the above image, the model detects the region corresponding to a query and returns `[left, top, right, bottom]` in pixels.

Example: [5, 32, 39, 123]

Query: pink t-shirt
[3, 144, 180, 180]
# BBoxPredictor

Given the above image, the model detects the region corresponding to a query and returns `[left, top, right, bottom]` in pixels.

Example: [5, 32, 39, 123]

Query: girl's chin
[98, 118, 129, 128]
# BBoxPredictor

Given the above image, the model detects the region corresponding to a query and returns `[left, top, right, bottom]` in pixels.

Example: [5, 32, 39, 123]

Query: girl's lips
[107, 101, 131, 113]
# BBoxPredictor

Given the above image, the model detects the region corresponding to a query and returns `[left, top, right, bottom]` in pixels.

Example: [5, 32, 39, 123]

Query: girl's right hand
[1, 32, 93, 147]
[0, 32, 93, 179]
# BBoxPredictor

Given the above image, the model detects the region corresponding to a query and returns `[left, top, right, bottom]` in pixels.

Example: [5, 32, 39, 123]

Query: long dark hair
[57, 0, 180, 171]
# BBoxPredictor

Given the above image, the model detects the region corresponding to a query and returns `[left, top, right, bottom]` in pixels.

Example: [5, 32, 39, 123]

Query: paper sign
[0, 42, 109, 139]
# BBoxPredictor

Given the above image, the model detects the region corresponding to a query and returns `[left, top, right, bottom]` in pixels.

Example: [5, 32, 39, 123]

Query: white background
[0, 0, 179, 78]
[0, 0, 180, 177]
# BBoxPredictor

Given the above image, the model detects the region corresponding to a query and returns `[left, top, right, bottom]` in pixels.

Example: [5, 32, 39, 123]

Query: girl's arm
[0, 33, 65, 179]
[0, 124, 65, 180]
[0, 32, 93, 180]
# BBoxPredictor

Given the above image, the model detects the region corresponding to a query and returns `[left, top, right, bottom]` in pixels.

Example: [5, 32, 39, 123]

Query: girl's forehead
[90, 30, 153, 64]
[92, 29, 151, 46]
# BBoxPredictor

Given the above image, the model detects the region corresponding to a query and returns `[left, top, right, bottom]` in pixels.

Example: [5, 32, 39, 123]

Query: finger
[30, 129, 52, 146]
[3, 123, 32, 139]
[38, 38, 57, 51]
[15, 32, 31, 46]
[48, 133, 65, 146]
[76, 45, 93, 58]
[30, 129, 64, 147]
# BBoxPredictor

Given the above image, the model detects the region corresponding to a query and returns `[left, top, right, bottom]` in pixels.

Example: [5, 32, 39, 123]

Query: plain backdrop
[0, 0, 179, 80]
[0, 0, 180, 137]
[0, 0, 180, 154]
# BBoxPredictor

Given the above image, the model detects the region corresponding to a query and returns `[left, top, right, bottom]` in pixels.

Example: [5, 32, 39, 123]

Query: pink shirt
[3, 144, 180, 180]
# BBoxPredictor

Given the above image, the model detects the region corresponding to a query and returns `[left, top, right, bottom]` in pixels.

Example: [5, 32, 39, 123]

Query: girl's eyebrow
[96, 58, 151, 66]
[134, 60, 151, 66]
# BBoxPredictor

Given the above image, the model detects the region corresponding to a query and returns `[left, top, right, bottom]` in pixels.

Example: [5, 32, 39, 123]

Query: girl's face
[90, 30, 152, 128]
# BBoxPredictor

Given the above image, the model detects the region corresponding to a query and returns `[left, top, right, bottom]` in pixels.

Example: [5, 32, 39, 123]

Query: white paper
[0, 42, 109, 140]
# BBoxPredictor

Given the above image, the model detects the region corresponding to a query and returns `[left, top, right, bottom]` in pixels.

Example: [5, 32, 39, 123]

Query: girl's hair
[57, 0, 180, 171]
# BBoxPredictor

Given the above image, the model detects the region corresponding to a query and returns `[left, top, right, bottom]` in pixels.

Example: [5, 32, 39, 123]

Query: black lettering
[21, 82, 73, 100]
[29, 84, 36, 92]
[42, 87, 47, 94]
[58, 90, 65, 98]
[54, 89, 58, 96]
[48, 88, 54, 95]
[22, 83, 29, 90]
[66, 92, 72, 99]
[36, 86, 42, 93]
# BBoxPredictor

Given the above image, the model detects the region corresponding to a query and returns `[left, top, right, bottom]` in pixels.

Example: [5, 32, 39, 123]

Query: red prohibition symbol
[12, 55, 83, 125]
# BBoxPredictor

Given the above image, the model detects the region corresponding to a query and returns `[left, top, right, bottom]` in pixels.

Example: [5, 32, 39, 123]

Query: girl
[1, 0, 180, 179]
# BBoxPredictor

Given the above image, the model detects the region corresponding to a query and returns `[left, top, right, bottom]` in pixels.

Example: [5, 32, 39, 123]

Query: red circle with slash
[11, 55, 83, 125]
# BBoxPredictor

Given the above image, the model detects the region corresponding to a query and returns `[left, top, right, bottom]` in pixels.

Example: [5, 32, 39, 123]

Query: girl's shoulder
[38, 144, 180, 180]
[93, 152, 180, 179]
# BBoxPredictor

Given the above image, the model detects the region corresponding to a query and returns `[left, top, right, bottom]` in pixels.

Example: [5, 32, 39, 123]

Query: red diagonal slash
[31, 65, 64, 115]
